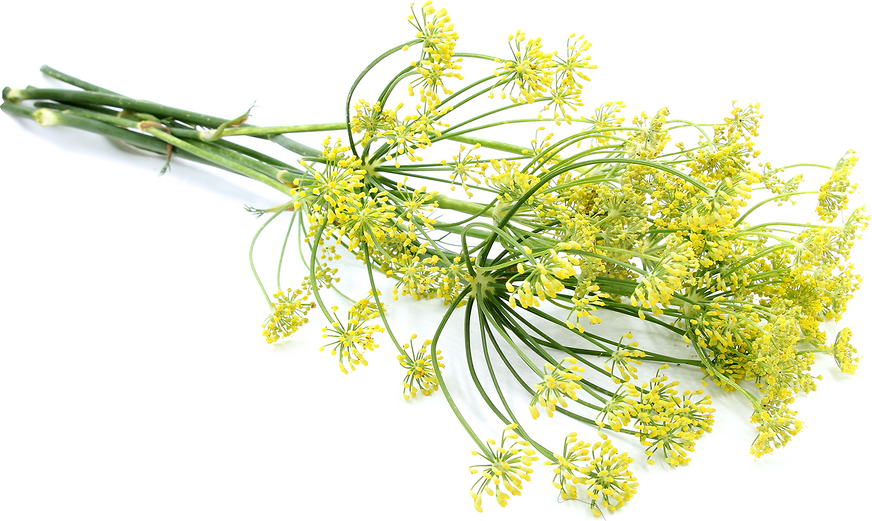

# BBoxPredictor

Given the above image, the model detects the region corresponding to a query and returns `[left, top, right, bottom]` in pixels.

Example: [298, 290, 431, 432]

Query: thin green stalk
[735, 191, 819, 226]
[250, 201, 296, 307]
[277, 211, 299, 290]
[215, 122, 348, 137]
[362, 243, 406, 356]
[477, 306, 554, 458]
[429, 286, 489, 453]
[345, 39, 419, 158]
[477, 293, 543, 377]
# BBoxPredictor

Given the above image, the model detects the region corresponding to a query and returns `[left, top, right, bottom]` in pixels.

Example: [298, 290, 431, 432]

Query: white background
[1, 1, 870, 519]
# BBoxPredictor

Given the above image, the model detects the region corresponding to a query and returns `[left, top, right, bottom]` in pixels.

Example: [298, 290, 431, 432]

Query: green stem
[250, 201, 296, 307]
[40, 65, 122, 95]
[429, 286, 488, 453]
[10, 86, 322, 157]
[735, 191, 818, 226]
[140, 125, 293, 195]
[362, 243, 406, 355]
[277, 211, 298, 290]
[216, 122, 348, 137]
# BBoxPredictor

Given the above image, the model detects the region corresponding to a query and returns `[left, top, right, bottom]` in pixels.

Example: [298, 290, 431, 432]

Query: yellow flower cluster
[390, 252, 441, 300]
[262, 287, 315, 344]
[596, 385, 635, 432]
[407, 1, 462, 104]
[747, 312, 819, 407]
[398, 335, 443, 399]
[334, 190, 397, 251]
[626, 108, 671, 159]
[486, 158, 545, 209]
[725, 100, 762, 141]
[628, 367, 715, 466]
[442, 143, 486, 198]
[541, 34, 596, 122]
[588, 101, 626, 145]
[436, 255, 470, 305]
[377, 104, 436, 166]
[351, 99, 386, 146]
[352, 100, 446, 165]
[631, 241, 697, 317]
[529, 358, 585, 419]
[832, 328, 858, 374]
[817, 151, 859, 223]
[395, 178, 438, 228]
[495, 31, 555, 104]
[321, 298, 385, 374]
[564, 282, 606, 332]
[750, 404, 803, 457]
[292, 138, 364, 219]
[469, 424, 538, 512]
[507, 248, 577, 308]
[604, 342, 646, 384]
[544, 434, 638, 517]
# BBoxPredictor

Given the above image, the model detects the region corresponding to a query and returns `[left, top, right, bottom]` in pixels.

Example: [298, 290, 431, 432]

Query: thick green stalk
[1, 102, 227, 173]
[5, 86, 321, 157]
[139, 125, 294, 196]
[40, 65, 122, 95]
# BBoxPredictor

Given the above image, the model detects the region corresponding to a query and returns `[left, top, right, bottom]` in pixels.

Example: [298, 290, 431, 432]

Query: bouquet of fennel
[2, 1, 869, 518]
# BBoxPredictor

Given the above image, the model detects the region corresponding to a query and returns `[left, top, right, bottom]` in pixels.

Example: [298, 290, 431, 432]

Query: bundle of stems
[2, 3, 864, 515]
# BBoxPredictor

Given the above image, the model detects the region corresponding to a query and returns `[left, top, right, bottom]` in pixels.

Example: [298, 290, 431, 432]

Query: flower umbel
[529, 358, 585, 419]
[832, 328, 858, 374]
[545, 433, 638, 517]
[398, 335, 443, 398]
[469, 424, 538, 512]
[262, 287, 315, 344]
[495, 31, 555, 104]
[750, 404, 803, 457]
[321, 298, 385, 374]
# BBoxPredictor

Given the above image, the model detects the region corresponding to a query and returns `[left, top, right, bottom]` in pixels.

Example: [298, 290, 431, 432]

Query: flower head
[398, 335, 443, 398]
[596, 385, 635, 432]
[441, 143, 486, 198]
[351, 99, 389, 146]
[588, 101, 626, 146]
[334, 191, 397, 251]
[604, 341, 646, 383]
[552, 33, 596, 91]
[529, 358, 585, 419]
[376, 104, 434, 166]
[390, 252, 442, 300]
[293, 138, 364, 221]
[469, 424, 538, 512]
[262, 287, 315, 344]
[494, 31, 555, 104]
[725, 100, 762, 142]
[508, 248, 577, 308]
[832, 328, 858, 374]
[750, 404, 803, 457]
[406, 2, 463, 105]
[545, 434, 638, 517]
[817, 151, 859, 223]
[625, 108, 670, 159]
[629, 366, 715, 466]
[321, 298, 385, 374]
